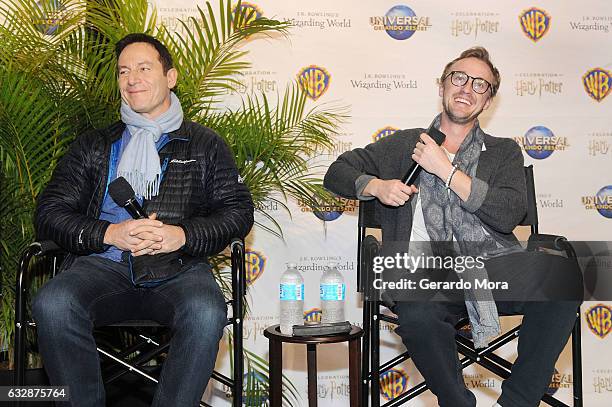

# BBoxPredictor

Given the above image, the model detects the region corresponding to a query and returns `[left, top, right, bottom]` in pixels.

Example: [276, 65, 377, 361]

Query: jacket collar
[167, 120, 190, 140]
[104, 120, 190, 142]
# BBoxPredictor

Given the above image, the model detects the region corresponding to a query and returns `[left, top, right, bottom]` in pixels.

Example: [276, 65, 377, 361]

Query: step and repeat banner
[153, 1, 612, 406]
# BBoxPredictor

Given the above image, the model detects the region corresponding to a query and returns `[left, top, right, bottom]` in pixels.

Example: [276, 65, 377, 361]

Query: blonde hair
[440, 47, 500, 96]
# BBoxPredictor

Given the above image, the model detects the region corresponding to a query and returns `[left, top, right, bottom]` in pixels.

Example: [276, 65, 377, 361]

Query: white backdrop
[152, 1, 612, 406]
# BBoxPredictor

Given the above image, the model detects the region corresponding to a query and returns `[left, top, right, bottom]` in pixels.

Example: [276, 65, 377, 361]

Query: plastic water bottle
[320, 262, 346, 323]
[279, 263, 304, 334]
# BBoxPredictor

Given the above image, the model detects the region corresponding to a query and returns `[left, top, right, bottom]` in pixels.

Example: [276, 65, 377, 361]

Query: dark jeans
[393, 300, 579, 407]
[32, 255, 227, 407]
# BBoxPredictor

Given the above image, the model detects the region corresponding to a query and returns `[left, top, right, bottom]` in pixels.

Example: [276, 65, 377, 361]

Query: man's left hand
[412, 133, 453, 180]
[148, 224, 186, 255]
[130, 215, 186, 256]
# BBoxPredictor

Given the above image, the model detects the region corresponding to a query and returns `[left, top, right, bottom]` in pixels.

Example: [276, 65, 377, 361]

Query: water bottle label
[280, 283, 304, 301]
[320, 283, 346, 301]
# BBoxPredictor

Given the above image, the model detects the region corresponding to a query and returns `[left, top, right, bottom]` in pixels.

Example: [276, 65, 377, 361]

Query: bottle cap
[288, 262, 297, 269]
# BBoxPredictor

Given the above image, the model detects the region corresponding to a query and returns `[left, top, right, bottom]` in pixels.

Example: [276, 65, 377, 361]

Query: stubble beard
[443, 99, 484, 125]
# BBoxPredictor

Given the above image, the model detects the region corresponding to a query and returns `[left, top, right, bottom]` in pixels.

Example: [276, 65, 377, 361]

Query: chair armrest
[18, 240, 63, 278]
[359, 234, 381, 293]
[527, 234, 575, 257]
[35, 240, 63, 255]
[16, 241, 65, 302]
[15, 241, 66, 348]
[230, 238, 246, 297]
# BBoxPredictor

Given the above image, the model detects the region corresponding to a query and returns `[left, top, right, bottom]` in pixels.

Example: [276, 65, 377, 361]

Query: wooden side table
[263, 324, 363, 407]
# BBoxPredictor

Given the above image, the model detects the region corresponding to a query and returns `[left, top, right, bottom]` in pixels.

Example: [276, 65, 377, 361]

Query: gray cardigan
[323, 127, 527, 247]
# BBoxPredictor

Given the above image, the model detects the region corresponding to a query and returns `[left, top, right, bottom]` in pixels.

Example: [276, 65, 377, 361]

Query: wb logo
[297, 65, 331, 101]
[379, 368, 408, 401]
[583, 68, 611, 102]
[245, 250, 266, 286]
[372, 126, 399, 142]
[33, 0, 65, 36]
[232, 2, 263, 35]
[242, 371, 267, 406]
[519, 7, 551, 42]
[232, 2, 263, 28]
[304, 308, 322, 323]
[585, 304, 612, 339]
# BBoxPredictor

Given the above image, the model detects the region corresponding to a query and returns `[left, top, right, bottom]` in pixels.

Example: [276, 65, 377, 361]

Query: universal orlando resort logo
[370, 5, 431, 40]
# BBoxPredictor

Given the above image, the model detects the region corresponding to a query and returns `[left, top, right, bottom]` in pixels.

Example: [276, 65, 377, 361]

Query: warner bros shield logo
[297, 65, 331, 101]
[583, 68, 611, 102]
[245, 249, 266, 286]
[585, 303, 612, 339]
[519, 7, 551, 42]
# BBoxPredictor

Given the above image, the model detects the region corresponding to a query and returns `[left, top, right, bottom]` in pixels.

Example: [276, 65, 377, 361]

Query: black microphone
[108, 177, 148, 219]
[402, 127, 447, 185]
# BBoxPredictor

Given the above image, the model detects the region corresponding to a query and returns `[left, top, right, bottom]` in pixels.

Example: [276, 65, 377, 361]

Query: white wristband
[445, 165, 458, 189]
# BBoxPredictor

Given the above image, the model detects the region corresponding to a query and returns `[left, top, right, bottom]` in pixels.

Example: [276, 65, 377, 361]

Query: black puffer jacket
[35, 120, 254, 261]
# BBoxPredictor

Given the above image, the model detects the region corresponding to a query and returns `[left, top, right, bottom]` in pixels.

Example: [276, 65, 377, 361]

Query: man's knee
[393, 302, 455, 343]
[395, 303, 440, 328]
[174, 295, 227, 336]
[32, 280, 85, 331]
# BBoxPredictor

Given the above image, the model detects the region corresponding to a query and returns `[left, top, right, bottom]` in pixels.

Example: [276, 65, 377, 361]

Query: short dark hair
[115, 33, 173, 74]
[440, 46, 500, 97]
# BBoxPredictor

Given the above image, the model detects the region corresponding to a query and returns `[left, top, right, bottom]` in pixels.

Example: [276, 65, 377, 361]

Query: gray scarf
[118, 92, 183, 199]
[419, 115, 500, 348]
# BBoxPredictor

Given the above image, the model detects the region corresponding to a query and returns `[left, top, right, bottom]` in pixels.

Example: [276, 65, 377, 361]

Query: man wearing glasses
[324, 47, 579, 406]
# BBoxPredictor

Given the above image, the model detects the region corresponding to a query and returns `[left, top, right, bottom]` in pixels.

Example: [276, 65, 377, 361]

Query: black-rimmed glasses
[443, 71, 493, 94]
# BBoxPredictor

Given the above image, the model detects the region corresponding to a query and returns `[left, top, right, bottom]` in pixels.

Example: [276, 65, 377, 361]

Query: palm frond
[0, 67, 74, 200]
[0, 64, 78, 358]
[202, 82, 348, 235]
[157, 0, 290, 118]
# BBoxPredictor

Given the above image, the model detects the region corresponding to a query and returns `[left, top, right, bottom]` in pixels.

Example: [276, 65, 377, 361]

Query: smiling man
[324, 47, 580, 407]
[32, 33, 254, 406]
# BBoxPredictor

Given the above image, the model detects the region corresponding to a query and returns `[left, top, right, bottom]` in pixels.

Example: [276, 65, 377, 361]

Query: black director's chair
[14, 238, 246, 407]
[357, 165, 583, 407]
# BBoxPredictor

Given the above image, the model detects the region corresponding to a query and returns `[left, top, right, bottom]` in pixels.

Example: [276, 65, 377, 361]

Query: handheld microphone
[108, 177, 148, 219]
[402, 127, 447, 185]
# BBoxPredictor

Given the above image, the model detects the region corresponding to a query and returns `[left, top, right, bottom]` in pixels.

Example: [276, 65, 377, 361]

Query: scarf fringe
[118, 171, 160, 200]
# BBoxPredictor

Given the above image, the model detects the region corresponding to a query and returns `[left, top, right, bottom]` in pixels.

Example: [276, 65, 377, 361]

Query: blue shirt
[92, 128, 170, 262]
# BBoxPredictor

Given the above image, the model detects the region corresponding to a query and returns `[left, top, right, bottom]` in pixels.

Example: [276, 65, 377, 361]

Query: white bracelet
[445, 165, 458, 189]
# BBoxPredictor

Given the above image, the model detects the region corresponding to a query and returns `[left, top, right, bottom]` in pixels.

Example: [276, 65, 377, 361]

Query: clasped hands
[103, 213, 186, 256]
[364, 133, 453, 207]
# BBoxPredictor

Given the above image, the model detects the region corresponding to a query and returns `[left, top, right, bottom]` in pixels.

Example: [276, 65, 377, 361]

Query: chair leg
[14, 247, 34, 387]
[571, 311, 583, 407]
[14, 319, 26, 386]
[231, 239, 245, 407]
[361, 297, 371, 406]
[371, 300, 381, 407]
[232, 311, 243, 407]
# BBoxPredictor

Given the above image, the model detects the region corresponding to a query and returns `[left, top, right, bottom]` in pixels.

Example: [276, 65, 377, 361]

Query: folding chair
[14, 238, 246, 407]
[357, 165, 583, 407]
